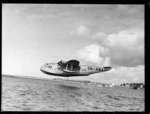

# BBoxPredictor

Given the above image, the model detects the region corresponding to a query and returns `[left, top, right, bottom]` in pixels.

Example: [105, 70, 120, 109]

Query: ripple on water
[2, 76, 144, 111]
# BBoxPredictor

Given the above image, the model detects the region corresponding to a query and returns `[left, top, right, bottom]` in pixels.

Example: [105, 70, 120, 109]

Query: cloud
[77, 25, 89, 36]
[75, 27, 144, 67]
[91, 32, 106, 40]
[116, 5, 144, 20]
[74, 35, 144, 83]
[88, 65, 144, 84]
[75, 43, 109, 65]
[106, 28, 144, 48]
[70, 65, 144, 84]
[91, 28, 144, 67]
[66, 24, 89, 37]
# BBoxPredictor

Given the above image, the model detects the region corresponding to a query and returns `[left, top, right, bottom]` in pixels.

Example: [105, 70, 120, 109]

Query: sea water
[2, 75, 144, 111]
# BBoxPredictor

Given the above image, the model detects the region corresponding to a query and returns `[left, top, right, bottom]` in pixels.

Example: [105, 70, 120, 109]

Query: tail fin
[102, 56, 111, 67]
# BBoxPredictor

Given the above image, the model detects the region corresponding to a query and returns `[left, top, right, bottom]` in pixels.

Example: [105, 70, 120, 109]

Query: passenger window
[48, 66, 52, 68]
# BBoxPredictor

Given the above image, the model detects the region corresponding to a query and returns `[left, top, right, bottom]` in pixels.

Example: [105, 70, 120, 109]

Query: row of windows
[44, 64, 104, 72]
[81, 67, 104, 71]
[45, 63, 55, 66]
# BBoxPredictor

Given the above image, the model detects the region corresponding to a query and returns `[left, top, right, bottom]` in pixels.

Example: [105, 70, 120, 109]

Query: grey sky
[2, 4, 144, 84]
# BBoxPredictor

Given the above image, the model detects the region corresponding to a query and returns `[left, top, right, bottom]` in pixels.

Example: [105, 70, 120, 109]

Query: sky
[2, 4, 144, 84]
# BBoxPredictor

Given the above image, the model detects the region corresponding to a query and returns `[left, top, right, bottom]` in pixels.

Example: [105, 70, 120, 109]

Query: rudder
[102, 56, 111, 67]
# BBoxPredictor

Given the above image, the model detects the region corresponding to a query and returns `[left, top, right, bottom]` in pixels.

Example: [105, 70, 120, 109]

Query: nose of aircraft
[40, 65, 44, 71]
[40, 67, 43, 71]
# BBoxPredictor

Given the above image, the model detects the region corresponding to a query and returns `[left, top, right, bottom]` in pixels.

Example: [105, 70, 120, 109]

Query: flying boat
[40, 57, 112, 77]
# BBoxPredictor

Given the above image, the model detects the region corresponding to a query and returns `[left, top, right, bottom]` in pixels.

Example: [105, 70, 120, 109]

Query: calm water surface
[2, 76, 144, 111]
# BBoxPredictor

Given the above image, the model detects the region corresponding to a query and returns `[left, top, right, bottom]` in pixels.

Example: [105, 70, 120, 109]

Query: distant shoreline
[2, 74, 144, 89]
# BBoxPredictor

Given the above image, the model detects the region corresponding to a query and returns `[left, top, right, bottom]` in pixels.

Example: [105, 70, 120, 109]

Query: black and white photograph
[2, 4, 144, 111]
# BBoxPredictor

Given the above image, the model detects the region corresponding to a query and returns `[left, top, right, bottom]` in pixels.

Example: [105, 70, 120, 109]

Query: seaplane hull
[40, 67, 92, 77]
[40, 69, 90, 77]
[40, 58, 112, 77]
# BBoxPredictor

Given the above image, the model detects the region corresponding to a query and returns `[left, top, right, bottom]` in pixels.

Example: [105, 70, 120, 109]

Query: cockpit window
[58, 61, 62, 66]
[58, 60, 67, 67]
